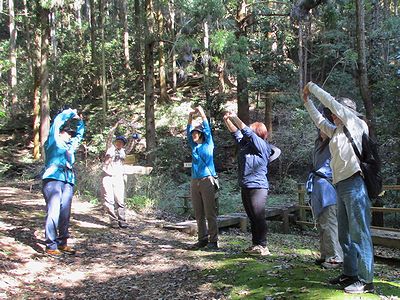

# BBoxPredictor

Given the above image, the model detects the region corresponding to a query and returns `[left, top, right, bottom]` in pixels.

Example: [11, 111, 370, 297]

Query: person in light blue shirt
[306, 129, 343, 269]
[186, 105, 218, 250]
[42, 108, 84, 256]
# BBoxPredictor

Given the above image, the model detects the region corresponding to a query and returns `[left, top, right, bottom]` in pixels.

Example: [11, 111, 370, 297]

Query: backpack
[343, 127, 383, 198]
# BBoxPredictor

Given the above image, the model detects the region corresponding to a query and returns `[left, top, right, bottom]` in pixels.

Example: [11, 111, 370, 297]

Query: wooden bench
[296, 183, 400, 249]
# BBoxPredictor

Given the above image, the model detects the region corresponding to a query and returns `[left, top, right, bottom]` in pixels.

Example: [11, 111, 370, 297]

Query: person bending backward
[186, 106, 219, 250]
[306, 128, 343, 269]
[223, 112, 281, 256]
[42, 108, 85, 256]
[101, 120, 139, 229]
[303, 81, 374, 294]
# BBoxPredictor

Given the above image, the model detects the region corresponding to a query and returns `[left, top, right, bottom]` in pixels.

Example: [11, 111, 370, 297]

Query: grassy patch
[202, 233, 400, 299]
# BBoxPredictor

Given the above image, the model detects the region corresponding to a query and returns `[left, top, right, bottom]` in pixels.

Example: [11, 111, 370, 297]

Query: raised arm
[106, 120, 123, 150]
[223, 112, 238, 133]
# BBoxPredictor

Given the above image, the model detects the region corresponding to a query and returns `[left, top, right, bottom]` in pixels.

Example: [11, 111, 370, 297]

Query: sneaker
[344, 280, 374, 294]
[314, 258, 325, 265]
[58, 245, 77, 255]
[321, 261, 342, 269]
[118, 221, 128, 228]
[246, 245, 271, 256]
[45, 248, 62, 256]
[329, 274, 358, 286]
[187, 240, 208, 250]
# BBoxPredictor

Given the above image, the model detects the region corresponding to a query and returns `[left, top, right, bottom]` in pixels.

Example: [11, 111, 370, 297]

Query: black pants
[241, 188, 268, 247]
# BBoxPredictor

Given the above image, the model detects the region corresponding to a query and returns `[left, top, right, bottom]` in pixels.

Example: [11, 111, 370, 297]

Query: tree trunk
[134, 0, 143, 81]
[218, 60, 225, 93]
[32, 12, 42, 160]
[203, 18, 211, 106]
[168, 0, 177, 92]
[264, 93, 273, 136]
[355, 0, 375, 136]
[99, 0, 107, 119]
[355, 0, 382, 226]
[236, 0, 249, 124]
[298, 21, 304, 98]
[157, 3, 170, 103]
[9, 0, 18, 114]
[144, 0, 156, 164]
[89, 0, 96, 64]
[122, 0, 131, 71]
[39, 5, 51, 155]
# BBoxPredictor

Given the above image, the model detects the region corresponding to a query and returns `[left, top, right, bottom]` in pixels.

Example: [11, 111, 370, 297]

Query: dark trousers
[241, 188, 268, 247]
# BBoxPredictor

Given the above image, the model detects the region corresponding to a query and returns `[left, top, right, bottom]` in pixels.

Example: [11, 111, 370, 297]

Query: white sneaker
[245, 245, 271, 256]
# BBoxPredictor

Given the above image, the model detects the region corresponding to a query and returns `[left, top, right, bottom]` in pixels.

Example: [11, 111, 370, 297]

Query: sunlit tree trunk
[122, 0, 131, 71]
[298, 21, 304, 98]
[32, 8, 42, 160]
[168, 0, 177, 91]
[236, 0, 249, 124]
[133, 0, 143, 81]
[144, 0, 156, 164]
[99, 0, 107, 119]
[203, 17, 211, 106]
[9, 0, 18, 114]
[39, 5, 51, 155]
[157, 3, 169, 103]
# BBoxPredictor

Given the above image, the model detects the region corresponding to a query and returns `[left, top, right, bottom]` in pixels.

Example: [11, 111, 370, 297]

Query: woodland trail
[0, 182, 225, 300]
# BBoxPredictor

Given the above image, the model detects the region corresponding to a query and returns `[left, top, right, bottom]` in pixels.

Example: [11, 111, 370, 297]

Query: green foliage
[211, 30, 235, 55]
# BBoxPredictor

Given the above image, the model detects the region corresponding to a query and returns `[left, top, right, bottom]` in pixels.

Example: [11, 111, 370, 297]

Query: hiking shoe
[118, 221, 128, 228]
[45, 248, 62, 256]
[344, 280, 374, 294]
[245, 245, 271, 256]
[321, 261, 342, 269]
[58, 245, 76, 255]
[329, 274, 358, 286]
[187, 240, 208, 250]
[314, 258, 325, 265]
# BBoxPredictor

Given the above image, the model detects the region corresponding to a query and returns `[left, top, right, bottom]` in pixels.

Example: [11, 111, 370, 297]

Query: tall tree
[9, 0, 18, 114]
[157, 1, 170, 102]
[121, 0, 131, 71]
[168, 0, 177, 91]
[133, 0, 143, 81]
[355, 0, 375, 136]
[99, 0, 107, 119]
[39, 3, 51, 154]
[236, 0, 249, 124]
[144, 0, 156, 164]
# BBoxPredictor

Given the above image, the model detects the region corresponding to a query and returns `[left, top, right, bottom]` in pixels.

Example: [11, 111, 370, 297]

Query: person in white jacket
[303, 82, 374, 294]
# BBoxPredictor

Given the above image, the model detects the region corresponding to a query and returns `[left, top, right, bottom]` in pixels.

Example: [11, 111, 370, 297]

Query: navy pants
[42, 180, 74, 250]
[241, 188, 268, 247]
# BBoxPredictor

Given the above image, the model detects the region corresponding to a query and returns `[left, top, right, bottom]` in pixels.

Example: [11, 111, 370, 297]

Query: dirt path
[0, 182, 224, 300]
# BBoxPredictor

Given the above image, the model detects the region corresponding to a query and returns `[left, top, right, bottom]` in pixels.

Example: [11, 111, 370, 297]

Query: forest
[1, 0, 399, 215]
[0, 0, 400, 298]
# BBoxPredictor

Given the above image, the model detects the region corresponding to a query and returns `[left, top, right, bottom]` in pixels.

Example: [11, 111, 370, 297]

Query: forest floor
[1, 181, 400, 300]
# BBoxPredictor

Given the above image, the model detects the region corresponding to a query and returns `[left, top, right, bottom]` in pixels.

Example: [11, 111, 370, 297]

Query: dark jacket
[232, 126, 272, 189]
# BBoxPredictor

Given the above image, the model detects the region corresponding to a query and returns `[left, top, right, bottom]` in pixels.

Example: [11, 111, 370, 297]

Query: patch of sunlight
[74, 220, 107, 229]
[294, 248, 315, 256]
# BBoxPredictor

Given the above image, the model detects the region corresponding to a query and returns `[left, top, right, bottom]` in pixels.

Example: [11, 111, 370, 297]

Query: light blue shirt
[187, 120, 216, 179]
[42, 109, 85, 185]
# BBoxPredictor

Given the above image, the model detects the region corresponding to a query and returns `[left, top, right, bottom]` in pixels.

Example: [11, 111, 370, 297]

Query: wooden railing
[296, 183, 400, 248]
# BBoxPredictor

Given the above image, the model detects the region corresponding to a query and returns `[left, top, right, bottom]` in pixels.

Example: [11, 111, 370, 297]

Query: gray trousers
[101, 173, 126, 223]
[191, 177, 218, 243]
[318, 204, 343, 262]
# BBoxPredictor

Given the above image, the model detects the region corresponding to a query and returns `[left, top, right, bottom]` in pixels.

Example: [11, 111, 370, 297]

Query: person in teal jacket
[42, 108, 84, 256]
[186, 105, 219, 250]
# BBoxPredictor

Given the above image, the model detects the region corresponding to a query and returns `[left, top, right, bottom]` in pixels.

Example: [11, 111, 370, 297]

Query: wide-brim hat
[338, 97, 364, 117]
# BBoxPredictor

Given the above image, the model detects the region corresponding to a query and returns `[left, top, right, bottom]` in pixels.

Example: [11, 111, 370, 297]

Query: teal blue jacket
[42, 109, 85, 185]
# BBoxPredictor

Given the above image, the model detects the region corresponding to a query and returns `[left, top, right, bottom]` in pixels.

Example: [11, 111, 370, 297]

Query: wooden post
[298, 183, 306, 228]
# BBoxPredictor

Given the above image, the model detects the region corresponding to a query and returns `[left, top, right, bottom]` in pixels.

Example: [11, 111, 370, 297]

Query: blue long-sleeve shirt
[42, 109, 85, 185]
[232, 126, 272, 189]
[187, 120, 216, 179]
